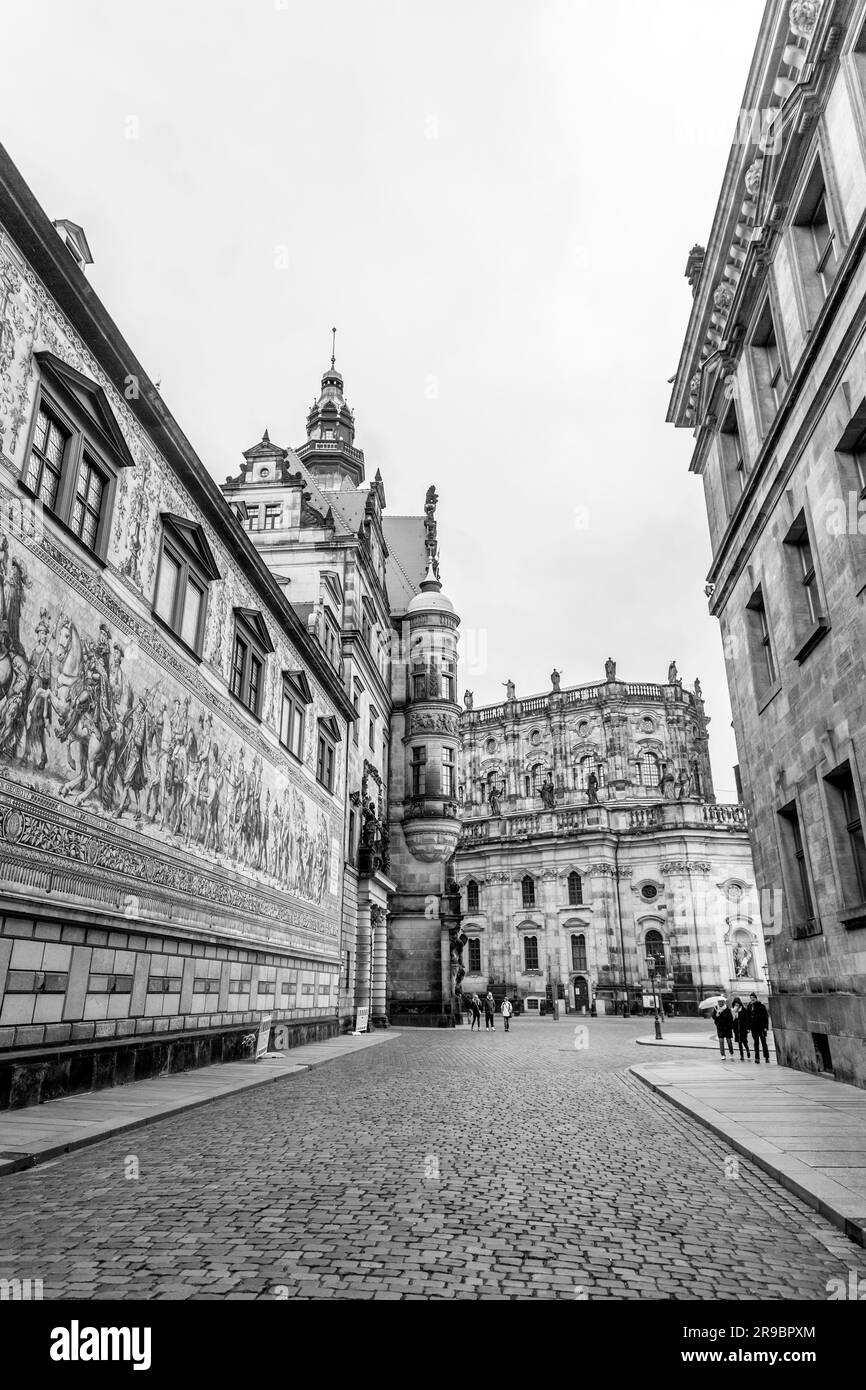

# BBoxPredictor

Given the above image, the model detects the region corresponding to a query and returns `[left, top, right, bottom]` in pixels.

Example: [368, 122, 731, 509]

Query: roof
[382, 515, 427, 614]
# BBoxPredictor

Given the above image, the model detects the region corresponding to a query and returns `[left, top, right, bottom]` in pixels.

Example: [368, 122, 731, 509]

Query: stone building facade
[220, 355, 462, 1028]
[0, 143, 356, 1106]
[454, 669, 764, 1016]
[668, 0, 866, 1085]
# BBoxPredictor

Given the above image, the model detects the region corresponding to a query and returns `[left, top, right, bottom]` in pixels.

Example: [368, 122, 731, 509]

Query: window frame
[229, 608, 274, 720]
[567, 871, 583, 906]
[521, 875, 536, 908]
[822, 759, 866, 926]
[21, 358, 134, 562]
[152, 514, 221, 659]
[777, 796, 821, 939]
[745, 584, 780, 709]
[523, 935, 539, 971]
[571, 933, 587, 972]
[467, 937, 482, 974]
[466, 880, 480, 913]
[279, 670, 312, 762]
[782, 509, 830, 663]
[411, 745, 427, 797]
[315, 716, 341, 795]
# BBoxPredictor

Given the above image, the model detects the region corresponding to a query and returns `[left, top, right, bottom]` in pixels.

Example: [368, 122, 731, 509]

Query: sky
[1, 0, 765, 797]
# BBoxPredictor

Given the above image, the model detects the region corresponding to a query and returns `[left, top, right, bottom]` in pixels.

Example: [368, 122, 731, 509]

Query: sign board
[353, 1005, 370, 1036]
[256, 1013, 273, 1059]
[642, 995, 656, 1010]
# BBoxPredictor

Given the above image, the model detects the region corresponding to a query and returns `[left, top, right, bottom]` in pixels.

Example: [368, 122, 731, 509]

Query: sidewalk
[0, 1031, 396, 1177]
[632, 1059, 866, 1247]
[635, 1029, 776, 1053]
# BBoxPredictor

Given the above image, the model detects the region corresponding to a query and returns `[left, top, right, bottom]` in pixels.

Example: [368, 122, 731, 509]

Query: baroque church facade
[454, 668, 765, 1016]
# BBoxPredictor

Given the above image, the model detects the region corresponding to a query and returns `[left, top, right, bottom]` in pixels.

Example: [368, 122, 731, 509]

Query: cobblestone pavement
[2, 1018, 865, 1300]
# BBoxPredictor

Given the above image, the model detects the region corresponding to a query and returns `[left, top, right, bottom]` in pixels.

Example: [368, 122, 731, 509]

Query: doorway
[573, 976, 589, 1011]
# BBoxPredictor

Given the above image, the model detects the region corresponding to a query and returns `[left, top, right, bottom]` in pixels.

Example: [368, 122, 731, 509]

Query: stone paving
[1, 1017, 865, 1300]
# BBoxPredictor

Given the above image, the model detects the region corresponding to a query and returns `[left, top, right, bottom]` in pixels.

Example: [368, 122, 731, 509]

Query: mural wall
[0, 226, 343, 962]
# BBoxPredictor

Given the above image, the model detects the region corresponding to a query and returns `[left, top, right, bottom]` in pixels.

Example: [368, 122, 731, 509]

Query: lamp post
[647, 956, 663, 1041]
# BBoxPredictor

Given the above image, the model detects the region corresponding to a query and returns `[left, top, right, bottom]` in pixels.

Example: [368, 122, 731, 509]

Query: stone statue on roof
[605, 657, 616, 681]
[503, 679, 515, 702]
[550, 669, 561, 693]
[463, 690, 473, 710]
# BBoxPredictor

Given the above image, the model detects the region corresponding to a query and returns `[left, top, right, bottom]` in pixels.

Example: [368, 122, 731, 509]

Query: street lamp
[646, 956, 663, 1041]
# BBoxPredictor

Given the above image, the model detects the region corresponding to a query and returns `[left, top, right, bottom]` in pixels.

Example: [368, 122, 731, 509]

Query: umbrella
[698, 995, 726, 1012]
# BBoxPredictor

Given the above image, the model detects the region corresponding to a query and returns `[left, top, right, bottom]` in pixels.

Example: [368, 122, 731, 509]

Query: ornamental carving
[789, 1, 821, 39]
[713, 282, 733, 314]
[744, 159, 763, 199]
[660, 861, 712, 876]
[409, 709, 458, 735]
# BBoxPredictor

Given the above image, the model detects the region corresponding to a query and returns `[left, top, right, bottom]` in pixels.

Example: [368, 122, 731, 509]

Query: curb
[0, 1032, 398, 1178]
[630, 1063, 866, 1249]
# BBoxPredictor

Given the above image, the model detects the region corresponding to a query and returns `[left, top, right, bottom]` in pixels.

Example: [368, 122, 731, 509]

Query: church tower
[296, 331, 365, 491]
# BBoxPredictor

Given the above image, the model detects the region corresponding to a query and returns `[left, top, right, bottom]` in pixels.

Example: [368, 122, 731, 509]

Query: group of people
[712, 993, 771, 1063]
[467, 992, 514, 1032]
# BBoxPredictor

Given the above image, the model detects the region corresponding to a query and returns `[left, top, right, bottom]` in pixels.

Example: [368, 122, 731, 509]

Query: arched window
[521, 875, 535, 908]
[531, 764, 544, 794]
[640, 752, 659, 787]
[567, 871, 583, 905]
[524, 935, 539, 970]
[467, 938, 482, 973]
[578, 756, 605, 789]
[645, 929, 666, 975]
[731, 929, 755, 979]
[466, 880, 479, 912]
[571, 934, 587, 971]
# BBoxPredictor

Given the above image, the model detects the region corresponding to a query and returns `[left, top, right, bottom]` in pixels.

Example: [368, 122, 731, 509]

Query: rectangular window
[571, 935, 587, 971]
[442, 747, 455, 797]
[180, 578, 204, 650]
[783, 510, 828, 660]
[70, 453, 106, 551]
[442, 661, 455, 703]
[155, 548, 181, 626]
[750, 297, 785, 431]
[411, 746, 427, 797]
[368, 708, 377, 751]
[316, 735, 335, 792]
[263, 503, 281, 529]
[248, 654, 262, 715]
[792, 161, 840, 319]
[824, 763, 866, 914]
[26, 405, 68, 511]
[778, 800, 819, 937]
[524, 936, 539, 971]
[231, 634, 247, 701]
[245, 504, 260, 531]
[352, 692, 360, 745]
[719, 401, 747, 515]
[468, 938, 481, 974]
[279, 687, 305, 760]
[745, 585, 778, 702]
[413, 674, 426, 701]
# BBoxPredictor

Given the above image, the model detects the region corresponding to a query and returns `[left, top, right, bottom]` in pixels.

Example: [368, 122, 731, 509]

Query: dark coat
[713, 1005, 734, 1038]
[731, 1007, 750, 1042]
[747, 1000, 769, 1033]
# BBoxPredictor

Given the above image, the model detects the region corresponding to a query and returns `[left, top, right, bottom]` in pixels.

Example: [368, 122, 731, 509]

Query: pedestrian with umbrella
[711, 995, 735, 1060]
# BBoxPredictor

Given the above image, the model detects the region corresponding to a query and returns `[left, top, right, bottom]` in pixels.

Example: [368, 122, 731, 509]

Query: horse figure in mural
[53, 613, 83, 748]
[57, 645, 113, 806]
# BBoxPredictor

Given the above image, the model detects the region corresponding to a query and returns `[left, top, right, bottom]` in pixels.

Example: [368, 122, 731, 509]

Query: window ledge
[839, 904, 866, 930]
[756, 679, 783, 715]
[18, 478, 107, 568]
[790, 919, 823, 940]
[151, 609, 203, 664]
[228, 692, 262, 724]
[794, 620, 830, 665]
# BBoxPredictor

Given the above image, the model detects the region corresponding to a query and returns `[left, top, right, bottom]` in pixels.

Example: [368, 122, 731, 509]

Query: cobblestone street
[2, 1019, 865, 1301]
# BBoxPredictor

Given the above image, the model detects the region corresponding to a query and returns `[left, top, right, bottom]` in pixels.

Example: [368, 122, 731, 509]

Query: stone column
[356, 904, 372, 1011]
[371, 905, 388, 1025]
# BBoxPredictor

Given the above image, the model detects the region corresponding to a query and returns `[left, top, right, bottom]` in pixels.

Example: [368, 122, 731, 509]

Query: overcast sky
[2, 0, 764, 795]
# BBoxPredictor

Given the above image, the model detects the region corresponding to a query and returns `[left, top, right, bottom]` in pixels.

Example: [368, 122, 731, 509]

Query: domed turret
[297, 329, 365, 489]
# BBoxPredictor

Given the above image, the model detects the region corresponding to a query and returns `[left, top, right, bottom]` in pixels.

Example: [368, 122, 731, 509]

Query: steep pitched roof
[383, 515, 427, 615]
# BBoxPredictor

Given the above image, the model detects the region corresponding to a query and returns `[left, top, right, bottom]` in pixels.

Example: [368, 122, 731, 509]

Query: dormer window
[230, 609, 274, 719]
[22, 352, 134, 561]
[153, 514, 221, 657]
[280, 670, 312, 761]
[316, 715, 342, 794]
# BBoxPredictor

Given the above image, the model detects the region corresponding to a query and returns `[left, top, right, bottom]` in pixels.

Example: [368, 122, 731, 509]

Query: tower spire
[331, 326, 337, 369]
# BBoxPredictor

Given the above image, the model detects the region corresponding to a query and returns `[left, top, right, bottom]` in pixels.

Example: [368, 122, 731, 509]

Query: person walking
[501, 997, 513, 1032]
[713, 997, 735, 1059]
[483, 991, 496, 1030]
[469, 993, 482, 1031]
[747, 993, 771, 1064]
[731, 998, 751, 1061]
